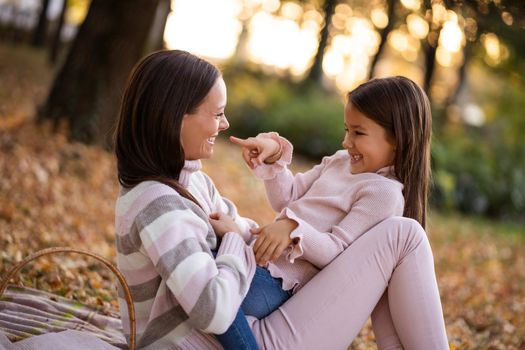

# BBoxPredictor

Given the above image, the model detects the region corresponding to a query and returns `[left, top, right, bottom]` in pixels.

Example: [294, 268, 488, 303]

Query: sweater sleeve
[252, 133, 335, 213]
[136, 194, 256, 334]
[286, 180, 404, 269]
[202, 173, 258, 243]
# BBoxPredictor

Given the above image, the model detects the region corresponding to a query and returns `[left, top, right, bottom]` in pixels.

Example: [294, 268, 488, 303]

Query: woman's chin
[202, 148, 214, 159]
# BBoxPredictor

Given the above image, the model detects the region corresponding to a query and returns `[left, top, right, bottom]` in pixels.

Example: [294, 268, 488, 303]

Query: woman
[114, 50, 449, 349]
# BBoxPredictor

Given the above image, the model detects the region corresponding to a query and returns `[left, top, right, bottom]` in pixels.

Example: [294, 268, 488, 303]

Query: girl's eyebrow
[348, 124, 365, 130]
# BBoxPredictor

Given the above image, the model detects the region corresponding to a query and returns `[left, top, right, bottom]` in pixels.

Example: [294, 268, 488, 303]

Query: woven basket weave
[0, 247, 136, 350]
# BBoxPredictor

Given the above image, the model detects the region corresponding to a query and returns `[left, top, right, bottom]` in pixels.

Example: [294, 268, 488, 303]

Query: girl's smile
[342, 102, 395, 174]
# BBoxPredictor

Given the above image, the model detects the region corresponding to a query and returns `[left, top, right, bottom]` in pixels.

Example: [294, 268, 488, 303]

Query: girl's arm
[286, 180, 404, 269]
[137, 194, 256, 334]
[231, 132, 334, 213]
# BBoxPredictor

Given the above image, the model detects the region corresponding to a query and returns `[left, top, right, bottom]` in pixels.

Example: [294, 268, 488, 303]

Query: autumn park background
[0, 0, 524, 349]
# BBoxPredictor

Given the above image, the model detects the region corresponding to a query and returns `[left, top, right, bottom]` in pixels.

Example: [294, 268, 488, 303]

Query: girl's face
[181, 77, 229, 160]
[342, 102, 395, 174]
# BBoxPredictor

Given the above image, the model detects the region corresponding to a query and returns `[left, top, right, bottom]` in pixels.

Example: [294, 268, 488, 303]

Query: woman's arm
[202, 172, 258, 243]
[137, 194, 256, 334]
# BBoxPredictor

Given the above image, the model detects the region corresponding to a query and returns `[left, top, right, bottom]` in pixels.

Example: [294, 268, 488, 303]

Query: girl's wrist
[264, 140, 283, 164]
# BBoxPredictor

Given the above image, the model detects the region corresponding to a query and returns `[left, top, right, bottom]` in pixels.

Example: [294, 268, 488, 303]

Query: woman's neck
[179, 159, 202, 187]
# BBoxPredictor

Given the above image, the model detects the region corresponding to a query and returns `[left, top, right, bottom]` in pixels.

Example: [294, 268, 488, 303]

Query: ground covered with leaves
[1, 43, 524, 349]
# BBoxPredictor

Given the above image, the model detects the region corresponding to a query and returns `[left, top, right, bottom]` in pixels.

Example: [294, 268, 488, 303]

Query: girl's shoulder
[354, 175, 404, 206]
[318, 149, 350, 167]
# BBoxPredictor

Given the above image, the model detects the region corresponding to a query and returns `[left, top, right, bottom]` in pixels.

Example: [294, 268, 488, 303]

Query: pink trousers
[250, 217, 449, 350]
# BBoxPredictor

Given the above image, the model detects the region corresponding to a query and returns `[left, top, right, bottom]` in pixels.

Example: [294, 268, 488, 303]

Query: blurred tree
[421, 0, 443, 100]
[49, 0, 68, 64]
[144, 0, 171, 52]
[305, 0, 338, 84]
[32, 0, 50, 47]
[39, 0, 161, 146]
[368, 0, 397, 79]
[447, 0, 525, 70]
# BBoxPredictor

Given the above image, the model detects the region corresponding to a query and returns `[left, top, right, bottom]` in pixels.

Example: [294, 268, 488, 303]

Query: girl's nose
[342, 135, 353, 149]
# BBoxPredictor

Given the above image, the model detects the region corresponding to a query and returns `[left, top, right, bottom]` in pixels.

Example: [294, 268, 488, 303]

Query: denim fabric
[241, 266, 293, 319]
[215, 264, 291, 350]
[215, 309, 260, 350]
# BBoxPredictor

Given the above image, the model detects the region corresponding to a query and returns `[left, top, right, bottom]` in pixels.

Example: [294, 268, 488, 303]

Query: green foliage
[224, 68, 345, 159]
[431, 82, 525, 220]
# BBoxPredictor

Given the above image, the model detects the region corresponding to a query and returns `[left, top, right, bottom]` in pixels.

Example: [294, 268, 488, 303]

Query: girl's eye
[355, 131, 365, 136]
[215, 113, 224, 120]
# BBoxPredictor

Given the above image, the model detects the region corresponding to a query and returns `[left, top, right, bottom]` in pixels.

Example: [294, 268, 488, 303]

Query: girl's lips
[350, 153, 363, 164]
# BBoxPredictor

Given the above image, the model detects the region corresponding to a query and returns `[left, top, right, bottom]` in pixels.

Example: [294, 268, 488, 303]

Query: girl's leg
[215, 309, 260, 350]
[241, 267, 292, 319]
[250, 217, 448, 350]
[215, 267, 290, 350]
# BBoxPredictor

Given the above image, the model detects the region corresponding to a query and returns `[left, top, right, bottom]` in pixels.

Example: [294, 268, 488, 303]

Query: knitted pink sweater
[253, 134, 405, 292]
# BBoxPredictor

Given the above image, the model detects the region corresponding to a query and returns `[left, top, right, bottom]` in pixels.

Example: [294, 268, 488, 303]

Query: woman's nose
[219, 115, 230, 131]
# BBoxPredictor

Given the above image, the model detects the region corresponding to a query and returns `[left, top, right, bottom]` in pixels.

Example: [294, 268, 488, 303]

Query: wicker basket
[0, 247, 136, 350]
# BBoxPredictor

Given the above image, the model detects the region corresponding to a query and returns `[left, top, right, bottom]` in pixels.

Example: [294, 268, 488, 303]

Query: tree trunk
[368, 0, 396, 79]
[39, 0, 161, 146]
[32, 0, 50, 47]
[305, 0, 337, 85]
[446, 41, 471, 106]
[422, 25, 443, 102]
[144, 0, 171, 52]
[49, 0, 68, 64]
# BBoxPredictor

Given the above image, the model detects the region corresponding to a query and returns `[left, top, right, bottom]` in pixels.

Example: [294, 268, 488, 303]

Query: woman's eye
[215, 113, 224, 119]
[355, 131, 365, 136]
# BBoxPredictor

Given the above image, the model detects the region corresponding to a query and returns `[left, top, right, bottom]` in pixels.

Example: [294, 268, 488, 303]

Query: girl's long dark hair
[348, 76, 432, 228]
[114, 50, 220, 206]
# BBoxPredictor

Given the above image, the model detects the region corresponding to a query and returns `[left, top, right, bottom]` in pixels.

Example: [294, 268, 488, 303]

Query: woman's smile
[181, 77, 229, 160]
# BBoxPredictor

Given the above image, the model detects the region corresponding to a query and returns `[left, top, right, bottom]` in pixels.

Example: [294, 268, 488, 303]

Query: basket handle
[0, 247, 136, 350]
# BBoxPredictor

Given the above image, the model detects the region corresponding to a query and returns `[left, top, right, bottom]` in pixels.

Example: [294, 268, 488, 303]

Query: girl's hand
[230, 135, 282, 168]
[251, 218, 298, 266]
[209, 212, 241, 238]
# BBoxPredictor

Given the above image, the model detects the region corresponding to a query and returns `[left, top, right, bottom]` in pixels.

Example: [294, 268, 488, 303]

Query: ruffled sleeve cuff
[252, 132, 293, 180]
[281, 208, 316, 263]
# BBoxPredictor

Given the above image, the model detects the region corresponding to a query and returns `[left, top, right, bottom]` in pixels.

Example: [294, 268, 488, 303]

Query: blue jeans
[215, 266, 292, 350]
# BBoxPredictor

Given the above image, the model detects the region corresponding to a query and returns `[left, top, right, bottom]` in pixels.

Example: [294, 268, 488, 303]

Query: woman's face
[181, 77, 229, 160]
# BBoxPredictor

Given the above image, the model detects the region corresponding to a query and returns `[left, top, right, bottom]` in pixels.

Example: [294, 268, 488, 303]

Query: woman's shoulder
[116, 180, 188, 216]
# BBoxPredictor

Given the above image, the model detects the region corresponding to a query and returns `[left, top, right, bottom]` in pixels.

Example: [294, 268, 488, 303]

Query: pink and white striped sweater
[253, 134, 405, 292]
[114, 160, 256, 349]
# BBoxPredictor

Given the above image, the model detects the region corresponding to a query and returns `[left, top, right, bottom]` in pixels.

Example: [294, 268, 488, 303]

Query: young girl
[214, 76, 433, 347]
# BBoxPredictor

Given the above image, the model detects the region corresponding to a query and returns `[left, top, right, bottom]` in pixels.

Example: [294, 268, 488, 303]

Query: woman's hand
[209, 212, 241, 238]
[230, 135, 282, 168]
[251, 218, 298, 266]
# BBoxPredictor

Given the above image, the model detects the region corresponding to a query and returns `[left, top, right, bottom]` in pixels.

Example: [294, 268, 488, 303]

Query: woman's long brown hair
[348, 76, 432, 228]
[114, 50, 220, 206]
